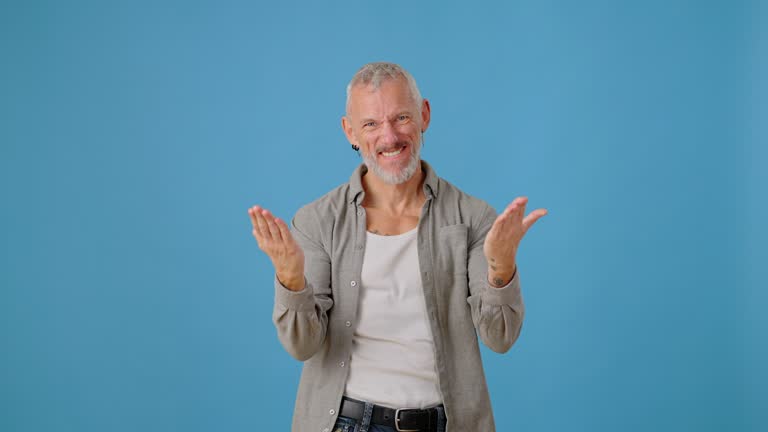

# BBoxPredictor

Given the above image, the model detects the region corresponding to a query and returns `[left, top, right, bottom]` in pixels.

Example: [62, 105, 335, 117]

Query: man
[248, 62, 546, 432]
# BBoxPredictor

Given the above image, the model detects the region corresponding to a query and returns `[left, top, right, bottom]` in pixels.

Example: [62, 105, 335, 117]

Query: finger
[248, 206, 260, 229]
[249, 206, 266, 239]
[503, 197, 526, 225]
[253, 207, 272, 241]
[514, 197, 528, 221]
[275, 218, 296, 246]
[523, 208, 548, 232]
[501, 199, 518, 218]
[492, 210, 510, 233]
[504, 196, 526, 213]
[518, 197, 528, 221]
[261, 209, 284, 242]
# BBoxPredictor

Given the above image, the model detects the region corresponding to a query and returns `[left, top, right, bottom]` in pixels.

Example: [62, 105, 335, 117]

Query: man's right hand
[248, 205, 306, 291]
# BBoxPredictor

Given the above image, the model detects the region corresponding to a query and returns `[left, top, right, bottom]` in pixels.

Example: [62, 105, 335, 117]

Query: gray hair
[345, 62, 423, 115]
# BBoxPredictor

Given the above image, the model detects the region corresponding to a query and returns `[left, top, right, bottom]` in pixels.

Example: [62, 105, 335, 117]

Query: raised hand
[483, 197, 547, 287]
[248, 205, 306, 291]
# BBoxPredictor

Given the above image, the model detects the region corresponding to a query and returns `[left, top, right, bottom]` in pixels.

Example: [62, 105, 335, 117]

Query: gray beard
[361, 137, 422, 185]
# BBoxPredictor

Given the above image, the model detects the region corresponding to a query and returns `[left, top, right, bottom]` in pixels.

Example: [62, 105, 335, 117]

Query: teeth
[381, 147, 403, 157]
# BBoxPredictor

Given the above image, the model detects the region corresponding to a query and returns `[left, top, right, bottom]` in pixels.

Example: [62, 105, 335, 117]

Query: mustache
[375, 143, 408, 153]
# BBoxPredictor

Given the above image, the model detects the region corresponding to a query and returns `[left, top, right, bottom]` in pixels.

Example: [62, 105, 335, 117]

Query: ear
[341, 116, 358, 147]
[420, 98, 431, 132]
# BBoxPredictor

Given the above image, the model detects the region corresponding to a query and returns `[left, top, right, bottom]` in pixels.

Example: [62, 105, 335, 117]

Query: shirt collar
[348, 159, 439, 205]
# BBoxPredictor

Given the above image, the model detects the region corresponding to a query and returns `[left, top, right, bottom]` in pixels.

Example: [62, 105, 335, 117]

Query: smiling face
[342, 77, 431, 185]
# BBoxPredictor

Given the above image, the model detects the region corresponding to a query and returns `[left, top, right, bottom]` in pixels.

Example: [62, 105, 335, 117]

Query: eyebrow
[358, 111, 414, 126]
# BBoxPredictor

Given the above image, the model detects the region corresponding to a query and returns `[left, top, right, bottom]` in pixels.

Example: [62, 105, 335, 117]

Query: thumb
[522, 209, 548, 232]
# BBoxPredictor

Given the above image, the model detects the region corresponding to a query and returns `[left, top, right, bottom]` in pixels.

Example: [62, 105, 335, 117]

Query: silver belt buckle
[395, 408, 419, 432]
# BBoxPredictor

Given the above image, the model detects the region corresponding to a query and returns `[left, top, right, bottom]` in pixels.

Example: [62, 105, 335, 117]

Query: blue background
[1, 0, 765, 431]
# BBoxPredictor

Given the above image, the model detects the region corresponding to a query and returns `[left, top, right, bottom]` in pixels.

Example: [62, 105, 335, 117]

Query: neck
[361, 162, 426, 215]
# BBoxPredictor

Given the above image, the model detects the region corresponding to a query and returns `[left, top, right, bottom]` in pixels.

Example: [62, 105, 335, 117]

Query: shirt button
[340, 361, 345, 367]
[350, 280, 357, 287]
[357, 209, 362, 216]
[329, 409, 335, 415]
[345, 321, 351, 327]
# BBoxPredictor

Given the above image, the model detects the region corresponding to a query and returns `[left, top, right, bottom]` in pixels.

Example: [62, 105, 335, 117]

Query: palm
[483, 197, 547, 272]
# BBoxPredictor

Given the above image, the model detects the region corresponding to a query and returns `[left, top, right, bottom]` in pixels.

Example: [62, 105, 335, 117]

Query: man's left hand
[484, 197, 547, 288]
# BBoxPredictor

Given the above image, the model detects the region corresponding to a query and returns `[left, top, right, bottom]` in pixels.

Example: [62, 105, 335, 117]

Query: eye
[398, 115, 409, 121]
[363, 121, 376, 128]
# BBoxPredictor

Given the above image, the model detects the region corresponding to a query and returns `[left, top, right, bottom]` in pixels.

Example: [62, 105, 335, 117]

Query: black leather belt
[339, 396, 443, 432]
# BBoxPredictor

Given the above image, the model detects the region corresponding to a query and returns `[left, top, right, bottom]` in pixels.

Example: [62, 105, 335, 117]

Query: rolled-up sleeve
[271, 207, 334, 361]
[466, 203, 526, 353]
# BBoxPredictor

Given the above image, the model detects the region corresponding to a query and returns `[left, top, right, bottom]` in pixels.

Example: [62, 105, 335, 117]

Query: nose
[379, 120, 398, 146]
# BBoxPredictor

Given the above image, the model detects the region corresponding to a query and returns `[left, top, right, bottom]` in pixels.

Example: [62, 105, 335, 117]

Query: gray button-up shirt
[272, 160, 525, 431]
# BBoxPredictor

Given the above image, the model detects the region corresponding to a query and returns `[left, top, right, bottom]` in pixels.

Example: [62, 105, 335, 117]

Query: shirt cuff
[274, 274, 316, 312]
[483, 269, 522, 305]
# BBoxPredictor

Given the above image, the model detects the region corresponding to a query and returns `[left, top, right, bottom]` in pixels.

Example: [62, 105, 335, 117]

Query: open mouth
[378, 144, 407, 158]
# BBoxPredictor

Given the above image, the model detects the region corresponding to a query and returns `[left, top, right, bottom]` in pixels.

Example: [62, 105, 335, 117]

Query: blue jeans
[331, 415, 394, 432]
[331, 400, 447, 432]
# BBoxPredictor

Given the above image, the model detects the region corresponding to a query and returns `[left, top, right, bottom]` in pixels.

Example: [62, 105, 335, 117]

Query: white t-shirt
[343, 227, 443, 409]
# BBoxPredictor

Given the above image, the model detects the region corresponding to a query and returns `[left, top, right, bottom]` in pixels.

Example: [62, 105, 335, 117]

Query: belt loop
[359, 400, 374, 432]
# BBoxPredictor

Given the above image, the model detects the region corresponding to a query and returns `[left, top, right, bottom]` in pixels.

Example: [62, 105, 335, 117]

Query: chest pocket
[435, 224, 469, 275]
